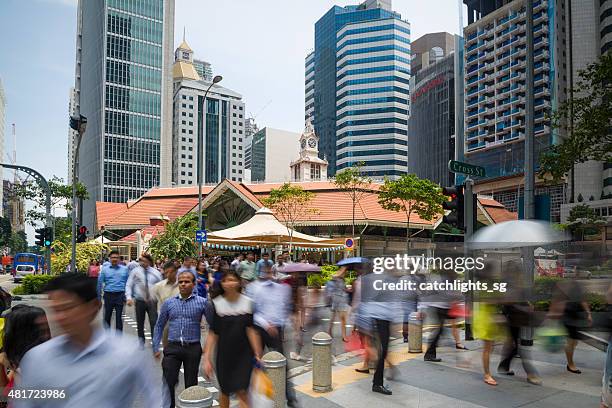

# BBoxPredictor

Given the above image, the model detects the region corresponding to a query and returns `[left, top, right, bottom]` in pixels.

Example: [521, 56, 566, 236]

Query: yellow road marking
[294, 345, 424, 398]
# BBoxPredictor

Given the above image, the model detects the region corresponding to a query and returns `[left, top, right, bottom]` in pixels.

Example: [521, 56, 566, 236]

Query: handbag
[250, 368, 274, 408]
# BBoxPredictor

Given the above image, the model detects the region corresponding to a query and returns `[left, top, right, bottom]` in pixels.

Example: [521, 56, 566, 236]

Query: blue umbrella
[337, 257, 369, 266]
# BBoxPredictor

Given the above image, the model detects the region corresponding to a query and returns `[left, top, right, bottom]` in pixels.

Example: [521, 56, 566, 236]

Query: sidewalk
[290, 335, 605, 407]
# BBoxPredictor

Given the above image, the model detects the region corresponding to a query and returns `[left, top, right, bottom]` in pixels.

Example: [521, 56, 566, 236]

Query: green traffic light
[45, 240, 51, 246]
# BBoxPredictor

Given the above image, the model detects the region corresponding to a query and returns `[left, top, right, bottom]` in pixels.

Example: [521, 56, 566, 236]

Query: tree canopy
[539, 54, 612, 183]
[333, 162, 372, 238]
[147, 213, 198, 261]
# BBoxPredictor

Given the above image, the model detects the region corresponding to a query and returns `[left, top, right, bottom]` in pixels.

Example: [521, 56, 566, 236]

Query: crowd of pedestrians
[0, 251, 608, 407]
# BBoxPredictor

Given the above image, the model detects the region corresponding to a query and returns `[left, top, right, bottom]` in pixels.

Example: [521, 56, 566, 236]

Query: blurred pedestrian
[550, 279, 592, 374]
[326, 266, 350, 342]
[247, 265, 299, 407]
[601, 282, 612, 408]
[97, 250, 129, 332]
[196, 259, 210, 299]
[230, 253, 243, 271]
[239, 252, 257, 284]
[152, 261, 180, 348]
[256, 253, 273, 277]
[153, 271, 207, 408]
[0, 305, 50, 399]
[87, 260, 100, 280]
[15, 273, 160, 408]
[126, 254, 162, 349]
[204, 271, 262, 408]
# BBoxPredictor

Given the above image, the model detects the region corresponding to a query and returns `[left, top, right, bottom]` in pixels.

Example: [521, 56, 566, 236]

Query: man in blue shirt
[15, 273, 160, 408]
[153, 271, 207, 408]
[255, 252, 273, 277]
[97, 250, 129, 331]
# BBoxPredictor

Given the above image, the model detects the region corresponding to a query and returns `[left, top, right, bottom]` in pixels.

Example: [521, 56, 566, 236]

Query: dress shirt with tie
[126, 266, 162, 302]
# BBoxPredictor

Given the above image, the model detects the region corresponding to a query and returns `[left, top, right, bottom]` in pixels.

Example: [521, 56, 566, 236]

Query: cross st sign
[448, 160, 486, 178]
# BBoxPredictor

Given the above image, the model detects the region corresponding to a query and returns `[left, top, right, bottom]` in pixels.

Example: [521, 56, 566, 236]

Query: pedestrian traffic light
[77, 226, 88, 243]
[44, 227, 53, 247]
[442, 185, 465, 230]
[34, 227, 46, 247]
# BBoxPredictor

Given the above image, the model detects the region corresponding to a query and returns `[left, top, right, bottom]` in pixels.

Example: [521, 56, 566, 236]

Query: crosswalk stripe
[145, 336, 152, 340]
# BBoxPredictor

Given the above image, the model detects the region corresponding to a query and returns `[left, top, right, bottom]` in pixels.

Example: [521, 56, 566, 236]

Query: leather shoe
[424, 356, 442, 362]
[372, 384, 392, 395]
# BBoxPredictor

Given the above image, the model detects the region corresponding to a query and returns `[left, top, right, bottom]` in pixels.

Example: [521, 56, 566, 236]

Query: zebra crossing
[120, 312, 221, 406]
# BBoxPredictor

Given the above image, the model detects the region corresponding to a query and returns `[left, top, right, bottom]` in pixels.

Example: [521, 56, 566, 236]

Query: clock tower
[290, 120, 328, 181]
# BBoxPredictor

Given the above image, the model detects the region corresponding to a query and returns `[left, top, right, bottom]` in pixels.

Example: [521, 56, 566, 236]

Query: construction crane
[248, 98, 273, 122]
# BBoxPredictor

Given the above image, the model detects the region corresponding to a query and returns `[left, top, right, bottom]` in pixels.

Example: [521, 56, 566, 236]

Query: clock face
[308, 138, 317, 148]
[301, 139, 307, 149]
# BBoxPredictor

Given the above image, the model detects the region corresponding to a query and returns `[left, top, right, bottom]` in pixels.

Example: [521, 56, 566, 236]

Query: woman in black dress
[203, 270, 261, 408]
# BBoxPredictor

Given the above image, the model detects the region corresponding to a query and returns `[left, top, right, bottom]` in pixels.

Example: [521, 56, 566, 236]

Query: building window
[232, 137, 236, 141]
[233, 129, 236, 133]
[232, 161, 236, 165]
[182, 129, 186, 133]
[182, 95, 187, 100]
[239, 114, 243, 118]
[233, 121, 237, 125]
[189, 96, 193, 101]
[182, 103, 187, 108]
[233, 113, 237, 117]
[232, 169, 236, 173]
[181, 137, 186, 142]
[189, 121, 193, 126]
[238, 138, 242, 142]
[232, 177, 236, 181]
[181, 154, 186, 158]
[181, 163, 185, 167]
[311, 163, 321, 180]
[238, 154, 242, 158]
[189, 104, 193, 109]
[294, 164, 300, 180]
[188, 130, 193, 134]
[239, 130, 243, 134]
[181, 171, 186, 175]
[188, 138, 193, 143]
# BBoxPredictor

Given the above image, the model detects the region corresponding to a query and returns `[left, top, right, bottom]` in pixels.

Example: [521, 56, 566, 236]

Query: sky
[0, 0, 464, 241]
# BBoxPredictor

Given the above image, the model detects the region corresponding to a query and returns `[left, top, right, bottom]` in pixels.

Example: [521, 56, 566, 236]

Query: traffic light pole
[0, 163, 52, 273]
[69, 115, 87, 274]
[464, 177, 475, 340]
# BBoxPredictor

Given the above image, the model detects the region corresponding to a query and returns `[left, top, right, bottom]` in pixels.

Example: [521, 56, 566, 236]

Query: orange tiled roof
[96, 202, 128, 230]
[227, 180, 263, 207]
[242, 181, 382, 193]
[478, 197, 518, 223]
[104, 196, 200, 227]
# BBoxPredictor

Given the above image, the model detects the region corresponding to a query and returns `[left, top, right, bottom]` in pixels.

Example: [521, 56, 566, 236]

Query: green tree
[51, 240, 108, 274]
[333, 162, 372, 238]
[147, 213, 198, 261]
[261, 183, 319, 254]
[563, 204, 605, 241]
[0, 217, 12, 248]
[51, 217, 73, 246]
[11, 176, 88, 226]
[538, 54, 612, 188]
[9, 231, 28, 253]
[377, 174, 445, 250]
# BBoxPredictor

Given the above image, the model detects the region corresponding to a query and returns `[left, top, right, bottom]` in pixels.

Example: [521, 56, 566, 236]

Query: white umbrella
[469, 220, 569, 249]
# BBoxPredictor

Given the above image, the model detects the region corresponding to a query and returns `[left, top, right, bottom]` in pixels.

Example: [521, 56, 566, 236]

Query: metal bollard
[178, 386, 213, 408]
[408, 312, 423, 353]
[262, 351, 287, 408]
[312, 331, 332, 392]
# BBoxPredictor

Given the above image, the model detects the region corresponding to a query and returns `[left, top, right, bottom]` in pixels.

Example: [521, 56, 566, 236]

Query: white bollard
[312, 331, 333, 392]
[262, 351, 287, 408]
[178, 386, 213, 408]
[408, 312, 423, 353]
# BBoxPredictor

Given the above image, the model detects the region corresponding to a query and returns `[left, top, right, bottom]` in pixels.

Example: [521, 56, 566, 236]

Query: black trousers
[162, 342, 202, 408]
[373, 319, 391, 386]
[256, 325, 297, 403]
[135, 299, 158, 344]
[498, 324, 537, 376]
[103, 291, 125, 331]
[424, 307, 449, 358]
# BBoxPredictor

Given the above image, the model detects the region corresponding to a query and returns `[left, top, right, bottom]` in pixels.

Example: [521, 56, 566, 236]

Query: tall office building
[193, 59, 213, 82]
[74, 0, 174, 226]
[462, 0, 567, 220]
[0, 79, 5, 218]
[172, 40, 246, 184]
[307, 0, 410, 178]
[408, 33, 456, 187]
[599, 0, 612, 198]
[249, 127, 301, 183]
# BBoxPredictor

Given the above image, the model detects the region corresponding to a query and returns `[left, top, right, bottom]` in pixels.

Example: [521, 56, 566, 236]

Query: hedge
[15, 274, 56, 295]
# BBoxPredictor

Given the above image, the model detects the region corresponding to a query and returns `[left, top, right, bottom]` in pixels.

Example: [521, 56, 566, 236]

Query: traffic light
[442, 185, 465, 230]
[34, 227, 46, 247]
[77, 226, 88, 243]
[44, 227, 53, 247]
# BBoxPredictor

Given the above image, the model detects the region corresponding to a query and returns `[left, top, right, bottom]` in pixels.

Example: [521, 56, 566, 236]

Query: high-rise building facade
[308, 0, 410, 178]
[0, 79, 4, 218]
[74, 0, 174, 226]
[193, 59, 213, 82]
[305, 51, 315, 124]
[462, 0, 567, 220]
[249, 127, 301, 183]
[172, 40, 246, 184]
[408, 33, 456, 187]
[600, 0, 612, 198]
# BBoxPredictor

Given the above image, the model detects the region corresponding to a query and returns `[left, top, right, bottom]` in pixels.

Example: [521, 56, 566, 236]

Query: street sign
[448, 160, 486, 177]
[345, 238, 354, 249]
[196, 230, 207, 243]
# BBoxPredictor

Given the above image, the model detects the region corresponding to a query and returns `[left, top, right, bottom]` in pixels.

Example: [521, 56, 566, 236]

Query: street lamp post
[69, 115, 87, 273]
[197, 75, 222, 256]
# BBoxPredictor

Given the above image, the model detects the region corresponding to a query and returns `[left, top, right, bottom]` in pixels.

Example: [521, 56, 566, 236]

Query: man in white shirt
[126, 254, 162, 348]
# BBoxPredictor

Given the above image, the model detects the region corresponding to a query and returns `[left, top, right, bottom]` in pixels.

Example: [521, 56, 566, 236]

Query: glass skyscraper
[308, 0, 410, 178]
[74, 0, 174, 227]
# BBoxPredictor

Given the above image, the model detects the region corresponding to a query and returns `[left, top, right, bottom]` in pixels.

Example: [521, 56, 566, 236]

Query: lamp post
[198, 75, 222, 256]
[69, 114, 87, 273]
